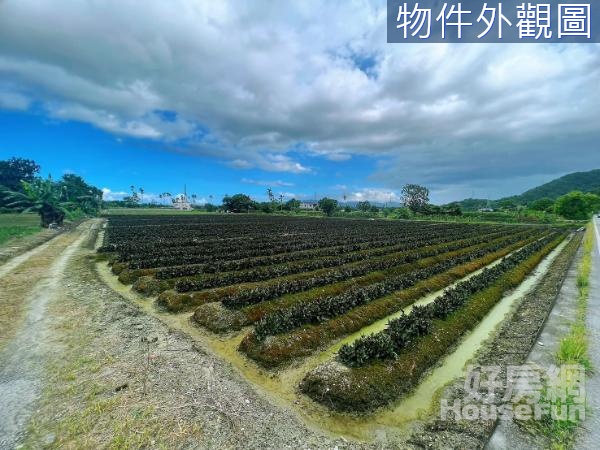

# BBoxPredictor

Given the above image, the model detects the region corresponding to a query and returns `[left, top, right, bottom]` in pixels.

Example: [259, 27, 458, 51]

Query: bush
[554, 191, 599, 220]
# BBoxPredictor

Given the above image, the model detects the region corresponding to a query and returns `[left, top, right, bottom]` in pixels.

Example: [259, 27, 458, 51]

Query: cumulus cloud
[102, 187, 182, 204]
[1, 1, 599, 194]
[347, 188, 401, 204]
[241, 178, 295, 187]
[101, 187, 128, 201]
[0, 90, 30, 110]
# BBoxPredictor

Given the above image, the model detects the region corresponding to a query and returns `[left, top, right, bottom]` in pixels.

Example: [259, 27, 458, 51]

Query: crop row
[338, 232, 562, 366]
[252, 231, 554, 338]
[154, 226, 511, 280]
[123, 224, 482, 279]
[173, 228, 521, 292]
[121, 222, 507, 269]
[237, 233, 544, 367]
[101, 215, 519, 269]
[102, 216, 441, 254]
[188, 231, 539, 331]
[217, 230, 541, 310]
[299, 232, 568, 412]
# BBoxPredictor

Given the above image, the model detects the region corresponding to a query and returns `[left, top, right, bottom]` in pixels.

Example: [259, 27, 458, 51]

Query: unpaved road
[0, 220, 99, 448]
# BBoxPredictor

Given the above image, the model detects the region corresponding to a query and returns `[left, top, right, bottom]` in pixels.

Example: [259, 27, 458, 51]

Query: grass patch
[0, 213, 41, 245]
[24, 265, 203, 449]
[523, 224, 594, 448]
[557, 225, 593, 370]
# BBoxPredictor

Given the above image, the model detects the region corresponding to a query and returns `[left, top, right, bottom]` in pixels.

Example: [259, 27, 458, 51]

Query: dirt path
[0, 220, 99, 449]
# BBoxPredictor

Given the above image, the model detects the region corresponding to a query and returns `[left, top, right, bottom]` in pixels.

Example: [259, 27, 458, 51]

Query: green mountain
[506, 169, 600, 204]
[456, 169, 600, 210]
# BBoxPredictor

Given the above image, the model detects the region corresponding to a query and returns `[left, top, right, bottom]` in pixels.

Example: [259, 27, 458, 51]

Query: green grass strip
[523, 224, 594, 449]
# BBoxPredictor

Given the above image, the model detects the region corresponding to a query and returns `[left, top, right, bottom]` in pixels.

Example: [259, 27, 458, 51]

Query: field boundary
[406, 231, 583, 449]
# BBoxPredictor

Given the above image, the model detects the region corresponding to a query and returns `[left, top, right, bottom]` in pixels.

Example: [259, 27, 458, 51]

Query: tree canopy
[554, 191, 600, 220]
[529, 197, 555, 211]
[59, 174, 103, 214]
[356, 201, 372, 212]
[0, 157, 102, 226]
[2, 177, 70, 227]
[401, 184, 429, 213]
[0, 157, 40, 194]
[318, 198, 338, 216]
[223, 193, 256, 213]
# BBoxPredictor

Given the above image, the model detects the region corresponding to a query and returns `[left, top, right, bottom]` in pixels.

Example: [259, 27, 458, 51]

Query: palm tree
[191, 194, 197, 205]
[139, 187, 144, 203]
[1, 177, 73, 227]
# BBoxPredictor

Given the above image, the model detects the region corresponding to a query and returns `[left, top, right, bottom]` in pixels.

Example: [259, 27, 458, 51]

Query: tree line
[219, 184, 462, 217]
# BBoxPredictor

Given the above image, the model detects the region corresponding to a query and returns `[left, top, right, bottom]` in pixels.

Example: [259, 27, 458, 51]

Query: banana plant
[1, 176, 74, 227]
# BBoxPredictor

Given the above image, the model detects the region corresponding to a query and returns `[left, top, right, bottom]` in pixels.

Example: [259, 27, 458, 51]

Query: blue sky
[0, 109, 380, 204]
[1, 1, 599, 205]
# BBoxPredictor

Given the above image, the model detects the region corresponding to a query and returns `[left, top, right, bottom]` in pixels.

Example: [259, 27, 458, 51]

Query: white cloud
[101, 187, 128, 201]
[0, 89, 30, 110]
[241, 178, 294, 187]
[347, 188, 400, 203]
[260, 154, 311, 174]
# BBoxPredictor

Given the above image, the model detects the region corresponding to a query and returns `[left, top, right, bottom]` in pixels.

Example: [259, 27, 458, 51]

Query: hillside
[456, 169, 600, 210]
[507, 169, 600, 204]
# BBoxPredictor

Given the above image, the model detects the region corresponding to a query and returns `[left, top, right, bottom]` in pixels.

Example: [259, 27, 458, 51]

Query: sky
[0, 0, 599, 204]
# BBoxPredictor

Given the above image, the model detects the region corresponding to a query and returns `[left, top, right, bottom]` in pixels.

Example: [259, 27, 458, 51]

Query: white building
[173, 190, 192, 210]
[299, 200, 318, 210]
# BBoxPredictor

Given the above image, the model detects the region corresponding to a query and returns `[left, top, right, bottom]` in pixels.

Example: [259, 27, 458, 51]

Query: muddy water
[95, 231, 570, 442]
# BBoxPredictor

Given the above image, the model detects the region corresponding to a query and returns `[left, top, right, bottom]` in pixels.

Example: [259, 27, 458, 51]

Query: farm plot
[99, 214, 567, 415]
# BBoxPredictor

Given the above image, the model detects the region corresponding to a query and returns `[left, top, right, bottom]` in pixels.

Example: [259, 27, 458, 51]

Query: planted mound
[222, 230, 541, 310]
[101, 214, 524, 290]
[300, 233, 566, 412]
[252, 232, 544, 338]
[238, 233, 545, 367]
[192, 231, 541, 332]
[173, 229, 514, 292]
[155, 227, 502, 280]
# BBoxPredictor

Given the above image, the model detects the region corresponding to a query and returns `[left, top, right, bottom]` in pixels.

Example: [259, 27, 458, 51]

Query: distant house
[478, 208, 495, 212]
[299, 200, 318, 210]
[173, 193, 192, 211]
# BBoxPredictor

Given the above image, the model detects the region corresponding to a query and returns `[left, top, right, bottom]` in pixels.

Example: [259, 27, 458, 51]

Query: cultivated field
[99, 214, 569, 418]
[0, 213, 41, 245]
